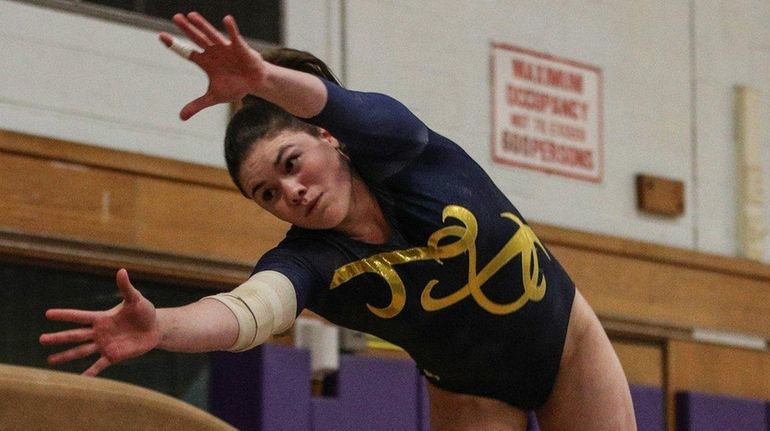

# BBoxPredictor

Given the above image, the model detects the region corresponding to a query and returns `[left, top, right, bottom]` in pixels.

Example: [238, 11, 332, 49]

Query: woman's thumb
[116, 268, 140, 304]
[180, 94, 215, 121]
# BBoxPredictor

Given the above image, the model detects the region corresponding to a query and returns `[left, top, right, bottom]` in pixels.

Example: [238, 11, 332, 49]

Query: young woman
[40, 12, 636, 431]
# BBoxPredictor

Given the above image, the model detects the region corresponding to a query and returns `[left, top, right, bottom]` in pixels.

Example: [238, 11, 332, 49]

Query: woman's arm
[40, 269, 239, 376]
[159, 12, 327, 120]
[156, 299, 239, 353]
[41, 268, 296, 376]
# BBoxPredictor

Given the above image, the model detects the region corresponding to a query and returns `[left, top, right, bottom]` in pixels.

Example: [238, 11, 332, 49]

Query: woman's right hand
[159, 12, 268, 120]
[40, 269, 161, 376]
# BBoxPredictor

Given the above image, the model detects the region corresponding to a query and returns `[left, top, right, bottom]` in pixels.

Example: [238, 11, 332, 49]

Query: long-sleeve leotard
[254, 79, 576, 409]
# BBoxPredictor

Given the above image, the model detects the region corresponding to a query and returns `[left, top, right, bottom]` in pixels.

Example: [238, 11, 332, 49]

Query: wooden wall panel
[5, 130, 770, 431]
[668, 340, 770, 401]
[0, 152, 137, 244]
[0, 131, 290, 289]
[611, 339, 664, 387]
[548, 243, 770, 338]
[0, 151, 291, 266]
[666, 340, 770, 430]
[2, 128, 769, 336]
[133, 178, 288, 263]
[0, 129, 233, 189]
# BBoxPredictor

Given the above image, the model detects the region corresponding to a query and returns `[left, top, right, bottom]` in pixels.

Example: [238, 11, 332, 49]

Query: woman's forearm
[156, 299, 239, 353]
[256, 63, 329, 119]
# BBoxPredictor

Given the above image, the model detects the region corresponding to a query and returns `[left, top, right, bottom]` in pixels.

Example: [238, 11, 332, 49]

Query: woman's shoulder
[266, 225, 360, 262]
[253, 227, 340, 290]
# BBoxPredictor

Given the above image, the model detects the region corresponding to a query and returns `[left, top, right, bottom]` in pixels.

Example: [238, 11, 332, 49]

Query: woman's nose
[282, 179, 306, 204]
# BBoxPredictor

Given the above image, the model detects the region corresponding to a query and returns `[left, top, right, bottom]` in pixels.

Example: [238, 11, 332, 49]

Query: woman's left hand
[159, 13, 268, 120]
[40, 269, 161, 376]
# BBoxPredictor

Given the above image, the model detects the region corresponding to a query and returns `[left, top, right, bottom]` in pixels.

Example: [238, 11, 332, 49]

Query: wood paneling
[666, 340, 770, 430]
[0, 229, 252, 290]
[0, 131, 289, 267]
[1, 127, 769, 332]
[133, 178, 286, 263]
[541, 236, 770, 339]
[0, 129, 289, 289]
[612, 339, 664, 387]
[0, 129, 232, 189]
[5, 130, 770, 430]
[0, 152, 137, 244]
[668, 340, 770, 401]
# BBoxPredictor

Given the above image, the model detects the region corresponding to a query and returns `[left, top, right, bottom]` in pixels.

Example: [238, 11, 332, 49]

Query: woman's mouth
[305, 193, 321, 217]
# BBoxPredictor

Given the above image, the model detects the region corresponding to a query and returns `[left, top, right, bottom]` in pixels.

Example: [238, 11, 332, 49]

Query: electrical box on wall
[636, 175, 685, 217]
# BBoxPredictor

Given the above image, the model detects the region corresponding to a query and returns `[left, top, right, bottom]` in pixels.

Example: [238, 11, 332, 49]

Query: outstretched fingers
[171, 13, 212, 48]
[83, 356, 112, 377]
[39, 328, 94, 346]
[187, 12, 228, 45]
[45, 308, 100, 325]
[222, 15, 244, 47]
[47, 342, 99, 365]
[160, 13, 256, 120]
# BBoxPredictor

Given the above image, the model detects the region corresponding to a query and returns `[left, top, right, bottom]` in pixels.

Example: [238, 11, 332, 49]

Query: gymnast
[40, 12, 636, 430]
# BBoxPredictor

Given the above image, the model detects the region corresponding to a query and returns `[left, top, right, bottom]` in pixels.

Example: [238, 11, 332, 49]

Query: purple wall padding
[418, 377, 431, 431]
[766, 401, 770, 430]
[311, 355, 422, 431]
[310, 397, 346, 431]
[527, 411, 540, 431]
[210, 345, 312, 431]
[211, 346, 671, 431]
[676, 391, 768, 431]
[630, 385, 664, 431]
[211, 345, 426, 430]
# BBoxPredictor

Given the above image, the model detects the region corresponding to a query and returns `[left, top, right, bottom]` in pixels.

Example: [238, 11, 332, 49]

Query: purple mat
[527, 411, 540, 431]
[676, 391, 768, 431]
[631, 385, 664, 431]
[418, 377, 430, 431]
[210, 345, 426, 430]
[311, 354, 423, 431]
[211, 346, 672, 431]
[766, 401, 770, 430]
[210, 345, 312, 430]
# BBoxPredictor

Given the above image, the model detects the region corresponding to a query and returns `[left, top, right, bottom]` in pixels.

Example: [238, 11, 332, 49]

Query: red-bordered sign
[491, 42, 603, 183]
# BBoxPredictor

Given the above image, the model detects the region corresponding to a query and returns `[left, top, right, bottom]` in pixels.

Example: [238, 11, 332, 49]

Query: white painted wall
[692, 0, 770, 258]
[288, 0, 770, 258]
[341, 0, 695, 250]
[2, 0, 770, 261]
[0, 0, 229, 166]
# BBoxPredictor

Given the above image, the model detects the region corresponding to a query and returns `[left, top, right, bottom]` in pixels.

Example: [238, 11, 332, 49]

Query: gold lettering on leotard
[329, 205, 549, 318]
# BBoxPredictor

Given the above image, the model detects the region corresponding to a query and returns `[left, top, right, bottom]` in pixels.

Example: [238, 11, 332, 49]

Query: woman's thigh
[535, 290, 637, 431]
[428, 384, 529, 431]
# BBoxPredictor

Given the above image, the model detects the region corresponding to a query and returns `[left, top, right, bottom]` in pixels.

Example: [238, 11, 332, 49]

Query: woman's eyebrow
[250, 143, 296, 198]
[250, 180, 263, 199]
[274, 143, 295, 167]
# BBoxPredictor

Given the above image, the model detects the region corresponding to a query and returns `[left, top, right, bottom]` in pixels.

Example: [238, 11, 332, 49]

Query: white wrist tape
[167, 36, 197, 59]
[204, 270, 297, 352]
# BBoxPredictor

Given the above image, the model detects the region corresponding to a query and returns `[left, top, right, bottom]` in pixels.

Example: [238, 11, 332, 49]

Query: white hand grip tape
[168, 36, 197, 59]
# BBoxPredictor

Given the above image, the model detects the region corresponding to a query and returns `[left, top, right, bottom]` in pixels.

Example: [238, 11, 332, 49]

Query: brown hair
[240, 47, 341, 109]
[225, 48, 340, 196]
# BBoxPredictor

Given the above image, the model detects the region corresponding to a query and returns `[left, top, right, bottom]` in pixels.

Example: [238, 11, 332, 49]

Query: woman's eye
[262, 189, 276, 202]
[285, 155, 298, 172]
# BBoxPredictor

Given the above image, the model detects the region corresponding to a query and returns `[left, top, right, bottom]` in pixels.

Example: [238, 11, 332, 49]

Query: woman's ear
[318, 128, 339, 149]
[318, 127, 350, 163]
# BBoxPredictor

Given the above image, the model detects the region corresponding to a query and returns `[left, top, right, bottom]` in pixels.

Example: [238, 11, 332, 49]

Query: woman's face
[238, 128, 353, 229]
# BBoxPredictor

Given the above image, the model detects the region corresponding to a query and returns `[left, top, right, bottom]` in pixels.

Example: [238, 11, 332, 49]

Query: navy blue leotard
[254, 79, 576, 409]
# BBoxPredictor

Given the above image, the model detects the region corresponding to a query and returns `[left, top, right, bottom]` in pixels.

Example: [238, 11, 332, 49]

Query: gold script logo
[329, 205, 549, 318]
